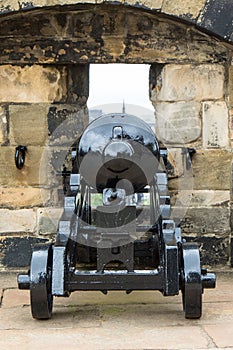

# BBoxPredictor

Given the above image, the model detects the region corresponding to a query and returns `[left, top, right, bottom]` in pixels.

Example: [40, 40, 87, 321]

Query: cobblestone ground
[0, 271, 233, 349]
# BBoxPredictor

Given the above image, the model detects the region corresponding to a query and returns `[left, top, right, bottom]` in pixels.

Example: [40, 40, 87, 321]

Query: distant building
[89, 109, 103, 121]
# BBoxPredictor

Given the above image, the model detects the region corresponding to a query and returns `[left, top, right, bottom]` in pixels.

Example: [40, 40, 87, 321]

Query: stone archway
[0, 3, 233, 267]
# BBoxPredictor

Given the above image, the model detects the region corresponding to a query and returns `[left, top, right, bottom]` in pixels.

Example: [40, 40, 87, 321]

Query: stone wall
[0, 64, 89, 268]
[150, 62, 233, 265]
[0, 2, 233, 268]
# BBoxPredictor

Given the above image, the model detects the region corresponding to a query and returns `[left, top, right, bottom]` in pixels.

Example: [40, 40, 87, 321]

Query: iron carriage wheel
[30, 244, 53, 319]
[180, 242, 202, 319]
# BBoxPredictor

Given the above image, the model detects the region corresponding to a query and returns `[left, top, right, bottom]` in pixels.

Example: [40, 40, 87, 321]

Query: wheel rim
[30, 244, 53, 319]
[181, 243, 202, 319]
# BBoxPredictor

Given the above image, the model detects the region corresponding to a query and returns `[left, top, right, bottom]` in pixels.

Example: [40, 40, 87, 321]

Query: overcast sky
[87, 64, 154, 111]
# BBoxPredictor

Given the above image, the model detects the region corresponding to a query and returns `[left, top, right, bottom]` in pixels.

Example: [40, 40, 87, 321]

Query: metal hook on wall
[15, 145, 27, 170]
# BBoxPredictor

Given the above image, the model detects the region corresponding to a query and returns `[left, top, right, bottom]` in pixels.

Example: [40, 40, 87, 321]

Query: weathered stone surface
[124, 0, 163, 9]
[183, 234, 229, 265]
[0, 0, 20, 13]
[48, 105, 87, 146]
[166, 148, 184, 178]
[0, 65, 66, 103]
[192, 150, 233, 190]
[150, 64, 225, 102]
[178, 207, 231, 234]
[0, 209, 36, 233]
[169, 150, 233, 191]
[0, 187, 50, 208]
[0, 0, 232, 45]
[9, 104, 49, 146]
[162, 0, 206, 21]
[0, 106, 7, 145]
[0, 146, 49, 186]
[0, 7, 229, 65]
[202, 101, 229, 149]
[37, 208, 63, 235]
[171, 190, 230, 208]
[154, 101, 201, 144]
[67, 65, 89, 104]
[228, 65, 233, 108]
[0, 236, 48, 267]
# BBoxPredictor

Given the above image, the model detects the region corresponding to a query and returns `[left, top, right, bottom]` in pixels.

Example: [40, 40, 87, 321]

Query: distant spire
[122, 100, 126, 114]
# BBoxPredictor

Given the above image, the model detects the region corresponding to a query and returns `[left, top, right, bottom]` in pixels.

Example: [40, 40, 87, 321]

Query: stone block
[67, 64, 89, 104]
[0, 236, 49, 268]
[124, 0, 163, 9]
[162, 0, 206, 21]
[169, 150, 233, 191]
[9, 104, 49, 146]
[0, 65, 67, 103]
[171, 190, 230, 208]
[0, 209, 36, 233]
[154, 101, 201, 144]
[0, 0, 19, 13]
[178, 207, 231, 235]
[228, 65, 233, 108]
[193, 150, 232, 190]
[37, 207, 63, 235]
[0, 187, 50, 208]
[48, 105, 87, 146]
[0, 146, 50, 187]
[0, 8, 228, 65]
[183, 235, 229, 265]
[203, 101, 229, 148]
[0, 106, 7, 145]
[150, 64, 225, 102]
[166, 148, 185, 178]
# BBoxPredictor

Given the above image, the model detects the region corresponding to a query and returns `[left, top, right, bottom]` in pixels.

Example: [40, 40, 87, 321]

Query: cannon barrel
[77, 113, 160, 193]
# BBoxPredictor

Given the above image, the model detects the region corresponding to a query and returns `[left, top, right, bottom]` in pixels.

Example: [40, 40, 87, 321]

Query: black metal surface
[181, 243, 202, 319]
[15, 145, 27, 170]
[77, 113, 160, 193]
[66, 269, 163, 291]
[17, 113, 216, 320]
[30, 244, 53, 319]
[199, 0, 233, 41]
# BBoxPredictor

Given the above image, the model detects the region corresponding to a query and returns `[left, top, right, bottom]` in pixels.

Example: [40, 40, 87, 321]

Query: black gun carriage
[18, 113, 216, 319]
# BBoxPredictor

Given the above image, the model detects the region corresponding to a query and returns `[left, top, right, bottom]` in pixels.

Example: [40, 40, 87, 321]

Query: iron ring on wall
[15, 145, 27, 170]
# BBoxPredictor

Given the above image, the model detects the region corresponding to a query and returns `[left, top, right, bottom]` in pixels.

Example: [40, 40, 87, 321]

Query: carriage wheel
[30, 244, 53, 319]
[181, 243, 202, 319]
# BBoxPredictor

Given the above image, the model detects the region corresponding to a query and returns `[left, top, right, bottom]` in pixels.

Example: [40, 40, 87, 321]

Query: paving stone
[0, 304, 101, 330]
[1, 288, 29, 308]
[0, 325, 213, 349]
[0, 272, 18, 289]
[204, 323, 233, 348]
[0, 273, 232, 349]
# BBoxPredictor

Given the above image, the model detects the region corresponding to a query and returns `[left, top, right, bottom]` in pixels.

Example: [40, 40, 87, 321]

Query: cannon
[18, 113, 216, 319]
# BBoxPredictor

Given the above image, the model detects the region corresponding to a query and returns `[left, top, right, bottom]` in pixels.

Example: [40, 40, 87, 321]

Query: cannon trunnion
[18, 113, 216, 319]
